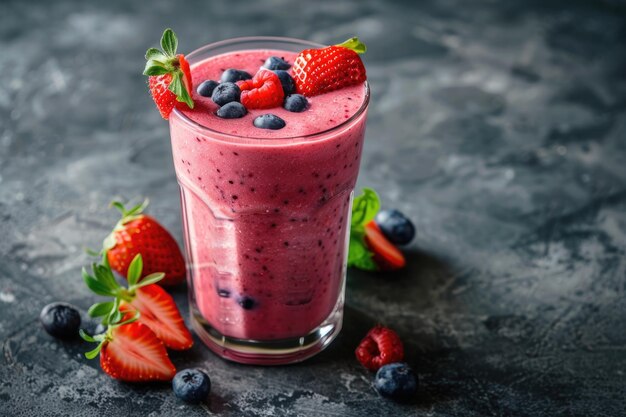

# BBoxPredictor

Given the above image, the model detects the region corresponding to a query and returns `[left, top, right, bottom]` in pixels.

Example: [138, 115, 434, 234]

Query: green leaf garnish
[168, 71, 194, 109]
[336, 37, 367, 54]
[347, 188, 380, 271]
[160, 28, 178, 56]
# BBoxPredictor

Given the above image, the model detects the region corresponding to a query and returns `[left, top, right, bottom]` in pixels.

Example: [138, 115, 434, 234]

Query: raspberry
[355, 325, 404, 371]
[237, 70, 284, 109]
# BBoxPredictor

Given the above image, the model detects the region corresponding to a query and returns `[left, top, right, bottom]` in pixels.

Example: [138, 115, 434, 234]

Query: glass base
[190, 303, 343, 365]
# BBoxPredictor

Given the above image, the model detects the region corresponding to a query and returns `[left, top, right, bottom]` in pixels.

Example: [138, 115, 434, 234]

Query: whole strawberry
[144, 28, 194, 119]
[103, 200, 186, 286]
[292, 37, 367, 97]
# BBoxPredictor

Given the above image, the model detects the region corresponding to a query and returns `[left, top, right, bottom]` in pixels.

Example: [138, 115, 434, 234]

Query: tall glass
[168, 37, 369, 365]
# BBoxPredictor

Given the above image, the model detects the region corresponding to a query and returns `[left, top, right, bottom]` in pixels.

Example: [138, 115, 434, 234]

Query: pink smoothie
[169, 49, 368, 340]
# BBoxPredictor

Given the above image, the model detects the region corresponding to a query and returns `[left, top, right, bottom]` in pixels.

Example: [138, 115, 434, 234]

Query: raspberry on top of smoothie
[143, 29, 368, 136]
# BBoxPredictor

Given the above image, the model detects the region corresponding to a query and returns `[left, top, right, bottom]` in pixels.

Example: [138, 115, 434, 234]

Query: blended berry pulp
[169, 48, 368, 342]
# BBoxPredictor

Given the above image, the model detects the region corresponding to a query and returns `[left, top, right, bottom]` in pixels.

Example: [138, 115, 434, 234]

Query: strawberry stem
[336, 37, 367, 54]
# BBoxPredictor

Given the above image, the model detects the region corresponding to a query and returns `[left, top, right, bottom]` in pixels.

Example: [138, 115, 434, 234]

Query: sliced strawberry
[364, 221, 406, 270]
[355, 325, 404, 371]
[144, 29, 194, 120]
[292, 37, 367, 97]
[237, 70, 284, 109]
[120, 284, 193, 351]
[100, 321, 176, 382]
[105, 201, 186, 287]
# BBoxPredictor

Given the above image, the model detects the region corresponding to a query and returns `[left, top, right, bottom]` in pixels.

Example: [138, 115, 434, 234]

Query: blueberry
[375, 209, 416, 245]
[217, 102, 247, 119]
[374, 363, 418, 401]
[220, 69, 252, 83]
[273, 70, 296, 95]
[217, 288, 231, 298]
[172, 368, 211, 404]
[197, 80, 219, 97]
[263, 56, 291, 70]
[253, 114, 286, 130]
[237, 296, 257, 310]
[211, 82, 241, 106]
[40, 302, 81, 339]
[283, 94, 308, 112]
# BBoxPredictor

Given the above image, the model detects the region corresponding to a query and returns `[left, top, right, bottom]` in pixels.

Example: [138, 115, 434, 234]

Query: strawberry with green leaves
[292, 37, 367, 97]
[143, 28, 194, 119]
[348, 188, 406, 271]
[103, 200, 186, 286]
[80, 309, 176, 382]
[83, 254, 193, 350]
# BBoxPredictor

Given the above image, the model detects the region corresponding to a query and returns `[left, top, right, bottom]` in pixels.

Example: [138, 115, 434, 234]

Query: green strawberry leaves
[348, 188, 380, 271]
[80, 253, 165, 359]
[336, 37, 367, 54]
[143, 28, 194, 110]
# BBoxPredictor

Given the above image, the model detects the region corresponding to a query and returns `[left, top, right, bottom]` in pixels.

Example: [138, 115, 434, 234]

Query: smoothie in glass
[168, 37, 369, 364]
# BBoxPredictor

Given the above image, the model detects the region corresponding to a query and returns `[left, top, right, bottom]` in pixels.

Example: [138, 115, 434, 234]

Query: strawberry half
[120, 284, 193, 351]
[237, 70, 284, 109]
[81, 316, 176, 382]
[292, 37, 367, 97]
[364, 221, 406, 270]
[84, 254, 193, 351]
[103, 200, 186, 286]
[144, 28, 194, 119]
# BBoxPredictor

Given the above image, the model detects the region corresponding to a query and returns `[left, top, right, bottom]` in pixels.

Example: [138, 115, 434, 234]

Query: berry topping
[253, 114, 286, 130]
[355, 325, 404, 371]
[40, 302, 81, 339]
[84, 254, 193, 351]
[172, 369, 211, 404]
[143, 29, 194, 119]
[103, 200, 186, 286]
[375, 209, 415, 246]
[292, 37, 367, 97]
[197, 80, 219, 97]
[283, 94, 308, 112]
[81, 317, 176, 382]
[237, 296, 257, 310]
[221, 68, 253, 83]
[273, 70, 296, 95]
[364, 221, 406, 270]
[263, 56, 291, 70]
[237, 70, 284, 109]
[211, 82, 241, 106]
[374, 363, 418, 401]
[217, 102, 247, 119]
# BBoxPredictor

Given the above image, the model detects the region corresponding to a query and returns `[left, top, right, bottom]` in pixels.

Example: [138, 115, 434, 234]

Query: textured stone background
[1, 0, 626, 416]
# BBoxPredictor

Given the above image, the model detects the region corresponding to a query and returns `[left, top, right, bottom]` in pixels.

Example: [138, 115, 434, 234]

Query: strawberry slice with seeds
[292, 37, 367, 97]
[237, 70, 284, 109]
[355, 325, 404, 371]
[120, 284, 193, 351]
[364, 221, 406, 270]
[144, 28, 194, 119]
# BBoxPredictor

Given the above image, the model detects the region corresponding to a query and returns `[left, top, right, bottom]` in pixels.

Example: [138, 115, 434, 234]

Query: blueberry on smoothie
[211, 82, 241, 106]
[220, 68, 252, 83]
[217, 102, 247, 119]
[375, 209, 415, 245]
[172, 368, 211, 404]
[263, 56, 291, 70]
[197, 80, 219, 97]
[237, 296, 257, 310]
[273, 70, 296, 95]
[253, 114, 286, 130]
[40, 302, 81, 339]
[283, 94, 308, 112]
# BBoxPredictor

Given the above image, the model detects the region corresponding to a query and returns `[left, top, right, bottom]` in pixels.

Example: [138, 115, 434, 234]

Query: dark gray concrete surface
[1, 0, 625, 416]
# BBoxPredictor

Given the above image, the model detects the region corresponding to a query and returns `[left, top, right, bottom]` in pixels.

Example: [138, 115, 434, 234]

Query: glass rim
[169, 36, 370, 142]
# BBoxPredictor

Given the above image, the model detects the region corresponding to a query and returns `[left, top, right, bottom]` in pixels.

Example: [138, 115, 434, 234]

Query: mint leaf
[160, 28, 178, 56]
[347, 188, 380, 271]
